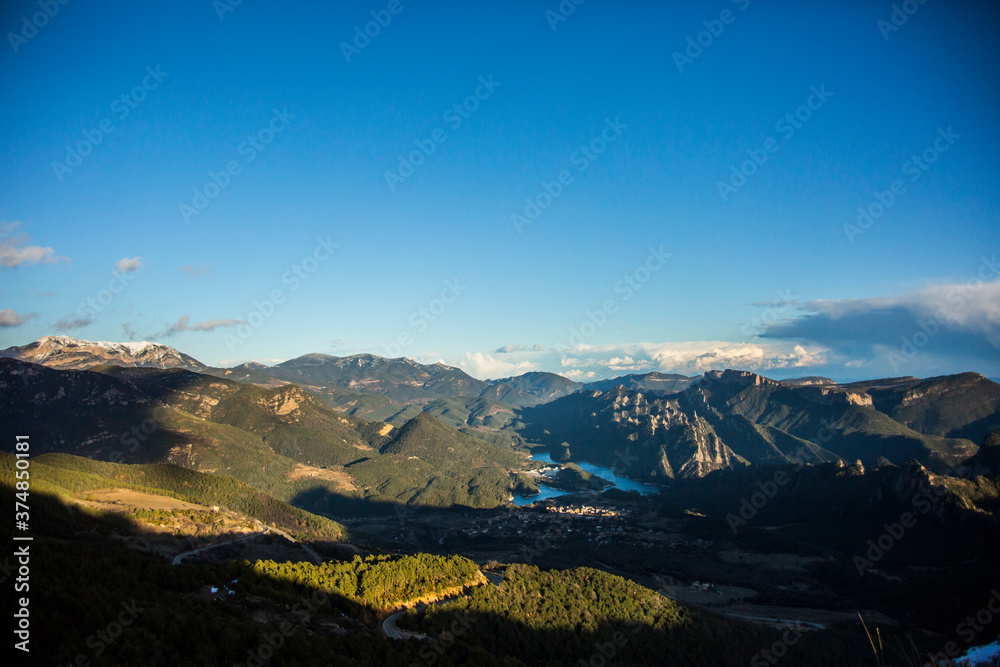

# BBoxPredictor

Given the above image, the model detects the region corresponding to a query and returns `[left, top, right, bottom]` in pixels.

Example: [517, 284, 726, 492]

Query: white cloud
[0, 222, 69, 268]
[495, 343, 545, 354]
[55, 314, 93, 331]
[451, 275, 1000, 383]
[759, 270, 1000, 376]
[163, 315, 246, 336]
[180, 262, 211, 278]
[763, 270, 1000, 345]
[825, 280, 999, 345]
[115, 257, 142, 274]
[455, 273, 1000, 382]
[597, 355, 651, 372]
[456, 352, 538, 380]
[0, 308, 36, 327]
[558, 341, 827, 376]
[682, 342, 824, 372]
[453, 340, 828, 384]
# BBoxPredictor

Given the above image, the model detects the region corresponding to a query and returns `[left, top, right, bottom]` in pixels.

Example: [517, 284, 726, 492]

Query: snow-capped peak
[2, 336, 207, 371]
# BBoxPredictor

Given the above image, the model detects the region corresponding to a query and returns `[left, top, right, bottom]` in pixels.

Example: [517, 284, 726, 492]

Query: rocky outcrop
[518, 369, 986, 482]
[704, 369, 781, 389]
[520, 384, 748, 480]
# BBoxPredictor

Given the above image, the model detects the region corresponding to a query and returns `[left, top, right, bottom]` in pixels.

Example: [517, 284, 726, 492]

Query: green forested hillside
[401, 564, 890, 666]
[4, 453, 347, 540]
[248, 553, 481, 608]
[1, 478, 901, 666]
[0, 482, 421, 666]
[312, 384, 521, 431]
[0, 359, 528, 514]
[341, 413, 526, 508]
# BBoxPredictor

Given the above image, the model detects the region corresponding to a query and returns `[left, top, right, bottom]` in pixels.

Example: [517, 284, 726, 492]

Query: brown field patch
[77, 488, 211, 512]
[286, 463, 357, 492]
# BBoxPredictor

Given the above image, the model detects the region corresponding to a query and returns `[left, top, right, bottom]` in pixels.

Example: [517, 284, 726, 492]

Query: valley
[2, 336, 999, 666]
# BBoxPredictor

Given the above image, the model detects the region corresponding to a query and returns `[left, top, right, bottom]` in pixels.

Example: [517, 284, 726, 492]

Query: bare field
[69, 487, 262, 558]
[286, 463, 358, 492]
[76, 488, 212, 512]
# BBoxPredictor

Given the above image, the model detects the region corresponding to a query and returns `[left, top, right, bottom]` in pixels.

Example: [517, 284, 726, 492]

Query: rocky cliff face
[705, 369, 781, 388]
[518, 384, 748, 481]
[517, 369, 984, 481]
[795, 385, 873, 407]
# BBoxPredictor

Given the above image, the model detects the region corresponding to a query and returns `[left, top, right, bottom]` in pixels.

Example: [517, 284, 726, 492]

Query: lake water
[954, 640, 1000, 667]
[512, 452, 664, 506]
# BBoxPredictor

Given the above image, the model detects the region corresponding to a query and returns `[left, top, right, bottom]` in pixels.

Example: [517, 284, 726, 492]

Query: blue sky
[1, 0, 998, 381]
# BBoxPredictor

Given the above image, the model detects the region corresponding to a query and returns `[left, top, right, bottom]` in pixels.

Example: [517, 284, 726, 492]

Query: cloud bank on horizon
[760, 262, 1000, 378]
[447, 265, 1000, 381]
[453, 340, 827, 382]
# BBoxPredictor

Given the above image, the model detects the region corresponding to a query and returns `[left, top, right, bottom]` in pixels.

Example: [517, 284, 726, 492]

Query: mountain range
[517, 368, 994, 481]
[4, 335, 999, 490]
[0, 336, 690, 407]
[0, 351, 526, 514]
